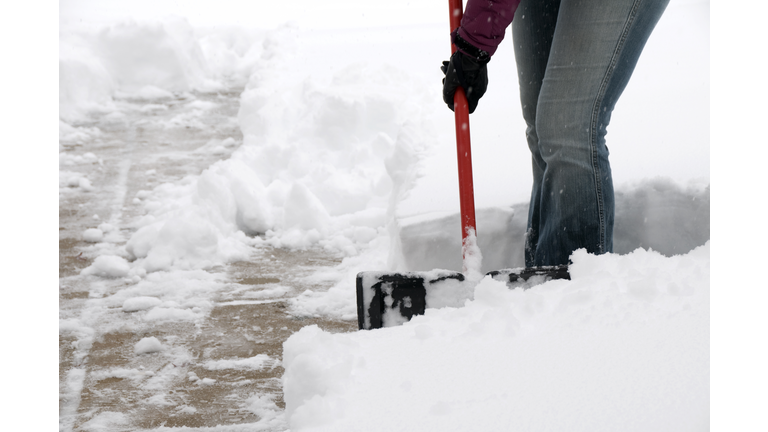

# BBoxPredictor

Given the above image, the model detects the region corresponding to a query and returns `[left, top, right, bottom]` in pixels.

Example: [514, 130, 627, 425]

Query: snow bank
[122, 24, 433, 272]
[59, 16, 257, 123]
[59, 37, 115, 123]
[94, 18, 212, 93]
[282, 243, 709, 431]
[396, 178, 710, 273]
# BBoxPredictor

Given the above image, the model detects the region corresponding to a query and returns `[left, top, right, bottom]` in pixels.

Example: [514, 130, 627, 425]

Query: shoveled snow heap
[282, 243, 709, 432]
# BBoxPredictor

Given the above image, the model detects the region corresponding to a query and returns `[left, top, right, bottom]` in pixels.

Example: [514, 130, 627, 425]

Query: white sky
[60, 0, 446, 29]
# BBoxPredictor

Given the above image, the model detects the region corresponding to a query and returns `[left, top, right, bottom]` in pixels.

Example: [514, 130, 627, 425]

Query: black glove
[441, 50, 488, 114]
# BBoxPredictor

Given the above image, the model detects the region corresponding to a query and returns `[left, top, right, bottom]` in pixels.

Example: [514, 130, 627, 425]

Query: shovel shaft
[454, 90, 476, 240]
[448, 0, 477, 244]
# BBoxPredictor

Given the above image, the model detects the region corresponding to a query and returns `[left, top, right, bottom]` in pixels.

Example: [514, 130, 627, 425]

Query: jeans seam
[590, 0, 641, 254]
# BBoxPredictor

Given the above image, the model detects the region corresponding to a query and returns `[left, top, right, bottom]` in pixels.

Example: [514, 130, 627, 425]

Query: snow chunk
[79, 178, 94, 192]
[122, 296, 162, 312]
[134, 337, 163, 354]
[97, 223, 116, 233]
[59, 318, 93, 337]
[80, 255, 130, 278]
[82, 228, 103, 243]
[145, 394, 176, 406]
[203, 354, 277, 371]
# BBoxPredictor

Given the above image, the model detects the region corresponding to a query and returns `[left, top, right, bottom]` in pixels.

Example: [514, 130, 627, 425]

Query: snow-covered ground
[284, 245, 710, 431]
[48, 0, 725, 430]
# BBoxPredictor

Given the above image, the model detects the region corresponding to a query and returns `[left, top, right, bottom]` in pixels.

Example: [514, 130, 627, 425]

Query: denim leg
[512, 0, 561, 267]
[513, 0, 668, 267]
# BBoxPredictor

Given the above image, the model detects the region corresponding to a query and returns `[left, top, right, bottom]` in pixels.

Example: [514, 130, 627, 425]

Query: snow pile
[87, 16, 214, 94]
[59, 36, 116, 123]
[196, 26, 265, 85]
[124, 187, 256, 272]
[122, 25, 434, 272]
[134, 336, 164, 354]
[59, 16, 259, 122]
[234, 37, 431, 243]
[283, 244, 709, 431]
[80, 255, 131, 278]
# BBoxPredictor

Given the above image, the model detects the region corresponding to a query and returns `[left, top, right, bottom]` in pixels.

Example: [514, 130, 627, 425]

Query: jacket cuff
[451, 29, 491, 64]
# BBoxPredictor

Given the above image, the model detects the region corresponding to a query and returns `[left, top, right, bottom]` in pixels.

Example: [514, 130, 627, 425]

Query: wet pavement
[59, 89, 356, 431]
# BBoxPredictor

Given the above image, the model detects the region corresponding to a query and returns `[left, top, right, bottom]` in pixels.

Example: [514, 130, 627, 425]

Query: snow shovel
[355, 0, 569, 330]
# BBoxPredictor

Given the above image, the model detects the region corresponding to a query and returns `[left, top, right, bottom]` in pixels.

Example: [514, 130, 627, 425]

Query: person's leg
[513, 0, 669, 267]
[511, 0, 561, 267]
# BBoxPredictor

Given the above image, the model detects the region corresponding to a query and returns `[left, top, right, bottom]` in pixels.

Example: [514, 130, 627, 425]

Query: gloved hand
[441, 50, 488, 114]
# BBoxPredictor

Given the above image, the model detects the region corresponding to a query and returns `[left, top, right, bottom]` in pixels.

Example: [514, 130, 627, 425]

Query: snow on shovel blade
[356, 265, 570, 330]
[487, 265, 570, 287]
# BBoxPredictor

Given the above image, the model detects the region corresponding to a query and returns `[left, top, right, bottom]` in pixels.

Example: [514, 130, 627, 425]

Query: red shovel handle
[448, 0, 477, 248]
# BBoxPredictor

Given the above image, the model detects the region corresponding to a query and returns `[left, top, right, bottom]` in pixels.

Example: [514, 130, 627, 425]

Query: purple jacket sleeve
[457, 0, 521, 57]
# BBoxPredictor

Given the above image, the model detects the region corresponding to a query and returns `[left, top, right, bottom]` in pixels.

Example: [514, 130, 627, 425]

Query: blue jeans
[512, 0, 669, 267]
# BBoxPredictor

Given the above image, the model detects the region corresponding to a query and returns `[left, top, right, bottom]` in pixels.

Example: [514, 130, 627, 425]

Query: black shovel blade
[356, 265, 569, 330]
[356, 270, 464, 330]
